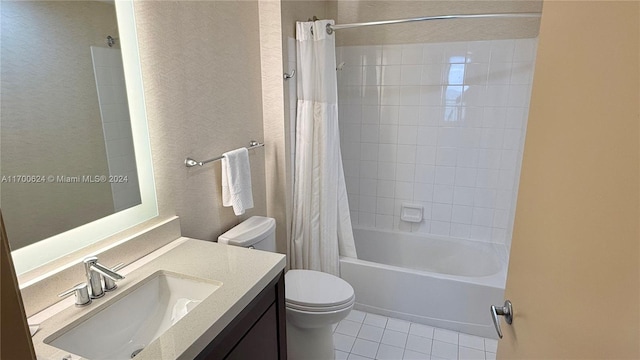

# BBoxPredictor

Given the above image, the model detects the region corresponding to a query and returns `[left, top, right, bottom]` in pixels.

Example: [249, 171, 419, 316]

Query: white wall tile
[379, 125, 399, 144]
[380, 106, 399, 124]
[396, 163, 415, 182]
[452, 205, 473, 224]
[420, 86, 443, 106]
[399, 106, 420, 125]
[430, 220, 451, 236]
[453, 186, 475, 206]
[363, 66, 382, 86]
[395, 181, 414, 199]
[464, 63, 489, 85]
[399, 86, 421, 106]
[490, 39, 515, 62]
[420, 106, 443, 126]
[361, 125, 380, 143]
[401, 65, 423, 86]
[416, 146, 437, 165]
[382, 45, 403, 65]
[414, 164, 436, 184]
[337, 38, 535, 244]
[360, 212, 375, 227]
[436, 147, 457, 166]
[413, 183, 434, 202]
[382, 65, 402, 86]
[375, 215, 394, 230]
[361, 45, 383, 66]
[513, 38, 537, 63]
[416, 127, 438, 146]
[377, 197, 395, 215]
[360, 178, 378, 196]
[455, 167, 477, 187]
[377, 180, 396, 198]
[450, 223, 471, 238]
[433, 184, 454, 204]
[466, 41, 491, 63]
[378, 144, 398, 162]
[397, 126, 418, 144]
[397, 144, 417, 163]
[377, 162, 396, 180]
[361, 143, 379, 161]
[422, 43, 445, 63]
[360, 161, 378, 179]
[434, 166, 455, 185]
[381, 86, 400, 105]
[432, 203, 453, 222]
[472, 207, 494, 227]
[421, 64, 444, 85]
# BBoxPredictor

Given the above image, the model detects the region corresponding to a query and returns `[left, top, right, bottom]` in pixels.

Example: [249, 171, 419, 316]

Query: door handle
[490, 300, 513, 339]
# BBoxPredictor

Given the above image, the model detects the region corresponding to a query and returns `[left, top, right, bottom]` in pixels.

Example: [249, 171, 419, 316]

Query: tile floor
[332, 310, 498, 360]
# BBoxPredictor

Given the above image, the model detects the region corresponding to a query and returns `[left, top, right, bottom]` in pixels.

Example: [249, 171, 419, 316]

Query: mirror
[1, 0, 158, 275]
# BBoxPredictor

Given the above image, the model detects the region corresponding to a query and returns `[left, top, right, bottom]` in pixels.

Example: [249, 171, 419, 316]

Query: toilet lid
[285, 270, 355, 309]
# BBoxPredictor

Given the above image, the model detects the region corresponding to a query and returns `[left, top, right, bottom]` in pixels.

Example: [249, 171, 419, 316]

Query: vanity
[29, 238, 286, 360]
[2, 1, 288, 358]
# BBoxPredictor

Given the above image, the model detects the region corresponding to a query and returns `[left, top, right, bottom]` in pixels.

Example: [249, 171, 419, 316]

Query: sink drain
[131, 348, 144, 358]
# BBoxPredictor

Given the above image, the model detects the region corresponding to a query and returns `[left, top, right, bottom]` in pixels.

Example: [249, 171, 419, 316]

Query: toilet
[218, 216, 355, 360]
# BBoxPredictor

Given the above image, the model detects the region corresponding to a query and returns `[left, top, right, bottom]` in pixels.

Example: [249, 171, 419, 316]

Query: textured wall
[327, 0, 542, 46]
[133, 1, 267, 241]
[1, 1, 117, 250]
[259, 0, 289, 255]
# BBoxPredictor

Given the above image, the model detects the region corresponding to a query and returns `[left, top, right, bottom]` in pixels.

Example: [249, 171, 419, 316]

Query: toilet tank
[218, 216, 276, 252]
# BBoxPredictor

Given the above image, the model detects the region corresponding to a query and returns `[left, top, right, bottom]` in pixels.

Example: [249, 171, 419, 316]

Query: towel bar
[185, 141, 264, 168]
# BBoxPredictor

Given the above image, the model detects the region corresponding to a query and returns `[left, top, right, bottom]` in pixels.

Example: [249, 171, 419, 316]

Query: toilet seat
[285, 270, 355, 312]
[286, 296, 355, 312]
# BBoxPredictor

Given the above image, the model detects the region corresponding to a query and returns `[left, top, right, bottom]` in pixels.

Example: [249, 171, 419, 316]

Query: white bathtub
[340, 227, 508, 338]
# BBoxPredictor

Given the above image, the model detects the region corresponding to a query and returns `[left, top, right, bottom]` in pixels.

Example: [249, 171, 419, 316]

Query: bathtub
[340, 227, 508, 338]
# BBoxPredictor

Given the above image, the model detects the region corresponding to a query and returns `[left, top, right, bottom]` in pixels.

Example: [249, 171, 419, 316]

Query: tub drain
[131, 348, 144, 358]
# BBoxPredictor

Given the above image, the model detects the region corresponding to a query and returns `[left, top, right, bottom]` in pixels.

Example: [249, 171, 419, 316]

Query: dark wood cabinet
[196, 271, 287, 360]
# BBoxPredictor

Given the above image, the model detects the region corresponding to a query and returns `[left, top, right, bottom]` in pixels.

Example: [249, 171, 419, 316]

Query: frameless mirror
[1, 0, 157, 275]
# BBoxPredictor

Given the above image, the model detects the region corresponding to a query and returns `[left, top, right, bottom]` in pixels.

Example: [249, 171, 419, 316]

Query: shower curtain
[290, 20, 357, 276]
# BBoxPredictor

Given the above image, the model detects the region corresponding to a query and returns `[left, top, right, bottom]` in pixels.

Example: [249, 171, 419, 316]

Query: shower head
[336, 62, 346, 70]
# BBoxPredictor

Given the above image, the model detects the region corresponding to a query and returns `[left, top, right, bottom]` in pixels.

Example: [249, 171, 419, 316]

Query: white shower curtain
[290, 20, 357, 276]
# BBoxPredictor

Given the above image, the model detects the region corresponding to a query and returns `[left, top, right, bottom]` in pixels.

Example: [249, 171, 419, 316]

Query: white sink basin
[44, 271, 222, 359]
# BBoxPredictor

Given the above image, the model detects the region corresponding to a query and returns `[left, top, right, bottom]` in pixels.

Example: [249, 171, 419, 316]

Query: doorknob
[490, 300, 513, 339]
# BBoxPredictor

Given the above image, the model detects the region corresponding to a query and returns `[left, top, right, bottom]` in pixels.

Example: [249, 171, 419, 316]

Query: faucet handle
[59, 283, 91, 306]
[104, 263, 125, 292]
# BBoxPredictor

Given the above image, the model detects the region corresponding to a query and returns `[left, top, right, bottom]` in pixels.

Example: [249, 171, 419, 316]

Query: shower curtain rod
[325, 13, 541, 34]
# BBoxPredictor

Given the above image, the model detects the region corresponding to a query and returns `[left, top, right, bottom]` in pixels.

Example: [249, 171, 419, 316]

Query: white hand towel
[221, 147, 254, 215]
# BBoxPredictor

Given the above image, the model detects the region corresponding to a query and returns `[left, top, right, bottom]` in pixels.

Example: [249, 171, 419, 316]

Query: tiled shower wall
[336, 39, 537, 247]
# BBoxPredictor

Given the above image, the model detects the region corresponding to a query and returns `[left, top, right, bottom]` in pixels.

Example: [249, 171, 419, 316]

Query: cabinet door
[226, 303, 279, 360]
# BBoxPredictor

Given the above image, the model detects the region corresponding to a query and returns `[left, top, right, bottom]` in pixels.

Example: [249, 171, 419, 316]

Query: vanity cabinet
[196, 271, 287, 360]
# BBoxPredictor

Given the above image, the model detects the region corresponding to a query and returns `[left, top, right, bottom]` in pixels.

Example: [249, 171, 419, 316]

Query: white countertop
[29, 237, 286, 360]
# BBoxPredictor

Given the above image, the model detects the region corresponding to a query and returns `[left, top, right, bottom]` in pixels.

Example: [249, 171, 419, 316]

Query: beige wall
[1, 1, 117, 250]
[259, 0, 288, 255]
[328, 0, 542, 46]
[133, 1, 267, 241]
[500, 1, 639, 358]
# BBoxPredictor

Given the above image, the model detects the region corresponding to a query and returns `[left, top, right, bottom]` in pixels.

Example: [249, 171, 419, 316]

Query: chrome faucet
[83, 256, 125, 298]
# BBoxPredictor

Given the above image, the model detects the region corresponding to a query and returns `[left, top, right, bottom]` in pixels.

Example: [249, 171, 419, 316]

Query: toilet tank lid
[218, 216, 276, 246]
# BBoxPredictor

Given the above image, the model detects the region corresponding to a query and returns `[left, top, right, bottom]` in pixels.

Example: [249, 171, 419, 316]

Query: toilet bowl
[285, 269, 355, 360]
[218, 216, 355, 360]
